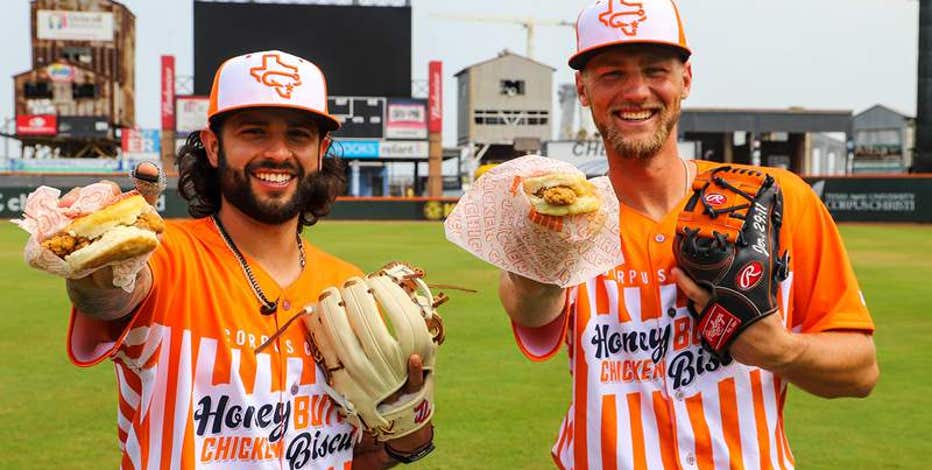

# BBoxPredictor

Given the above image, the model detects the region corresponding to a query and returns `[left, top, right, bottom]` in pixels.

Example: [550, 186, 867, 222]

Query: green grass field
[0, 221, 929, 469]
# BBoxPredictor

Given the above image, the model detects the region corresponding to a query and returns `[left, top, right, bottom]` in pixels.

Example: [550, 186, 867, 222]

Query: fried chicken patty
[538, 186, 578, 206]
[41, 212, 164, 258]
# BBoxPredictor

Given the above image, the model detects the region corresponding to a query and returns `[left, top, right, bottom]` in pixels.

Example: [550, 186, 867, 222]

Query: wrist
[770, 332, 808, 376]
[383, 424, 435, 464]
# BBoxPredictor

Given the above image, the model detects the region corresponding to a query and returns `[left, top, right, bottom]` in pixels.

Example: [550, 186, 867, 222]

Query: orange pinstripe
[750, 370, 774, 470]
[652, 391, 679, 469]
[718, 378, 745, 470]
[686, 393, 715, 470]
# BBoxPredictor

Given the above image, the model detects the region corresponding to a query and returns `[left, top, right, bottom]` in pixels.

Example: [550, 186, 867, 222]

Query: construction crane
[431, 13, 574, 60]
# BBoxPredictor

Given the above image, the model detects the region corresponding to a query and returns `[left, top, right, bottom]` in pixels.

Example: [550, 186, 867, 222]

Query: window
[474, 109, 549, 126]
[24, 82, 53, 99]
[72, 83, 97, 99]
[61, 46, 92, 64]
[500, 80, 525, 96]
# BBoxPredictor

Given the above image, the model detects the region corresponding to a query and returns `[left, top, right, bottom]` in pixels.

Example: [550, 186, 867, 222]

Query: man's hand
[499, 271, 566, 328]
[353, 354, 434, 469]
[65, 162, 165, 320]
[672, 267, 800, 370]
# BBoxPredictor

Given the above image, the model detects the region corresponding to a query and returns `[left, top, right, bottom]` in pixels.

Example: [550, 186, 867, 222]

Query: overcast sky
[0, 0, 920, 147]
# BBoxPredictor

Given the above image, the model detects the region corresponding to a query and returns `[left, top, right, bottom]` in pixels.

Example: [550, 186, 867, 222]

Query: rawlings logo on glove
[674, 166, 790, 360]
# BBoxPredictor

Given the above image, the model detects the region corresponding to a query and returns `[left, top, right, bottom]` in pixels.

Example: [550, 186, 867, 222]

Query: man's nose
[618, 74, 650, 103]
[262, 134, 293, 160]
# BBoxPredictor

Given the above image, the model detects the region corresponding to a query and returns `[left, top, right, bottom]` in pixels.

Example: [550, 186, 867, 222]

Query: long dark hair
[176, 117, 346, 230]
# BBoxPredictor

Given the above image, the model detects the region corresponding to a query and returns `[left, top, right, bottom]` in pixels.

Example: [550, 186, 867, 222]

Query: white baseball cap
[207, 50, 340, 131]
[569, 0, 691, 70]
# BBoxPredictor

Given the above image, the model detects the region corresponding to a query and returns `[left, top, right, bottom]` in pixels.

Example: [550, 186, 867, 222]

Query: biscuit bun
[64, 225, 159, 271]
[43, 194, 164, 271]
[523, 172, 601, 216]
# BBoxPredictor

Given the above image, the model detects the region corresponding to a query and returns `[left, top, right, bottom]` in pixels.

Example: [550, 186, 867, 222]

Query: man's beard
[217, 149, 317, 225]
[595, 99, 681, 160]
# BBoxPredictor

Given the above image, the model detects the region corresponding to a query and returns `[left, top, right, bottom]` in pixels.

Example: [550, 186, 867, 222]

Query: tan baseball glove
[303, 262, 446, 441]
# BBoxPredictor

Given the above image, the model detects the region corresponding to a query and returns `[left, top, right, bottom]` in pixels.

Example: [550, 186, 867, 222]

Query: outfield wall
[0, 174, 930, 222]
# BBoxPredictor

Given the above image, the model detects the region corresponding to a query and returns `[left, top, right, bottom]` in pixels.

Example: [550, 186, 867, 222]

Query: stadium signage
[176, 96, 210, 134]
[16, 114, 57, 136]
[807, 177, 932, 222]
[386, 99, 427, 139]
[161, 56, 176, 131]
[37, 10, 114, 42]
[428, 61, 443, 133]
[380, 141, 428, 159]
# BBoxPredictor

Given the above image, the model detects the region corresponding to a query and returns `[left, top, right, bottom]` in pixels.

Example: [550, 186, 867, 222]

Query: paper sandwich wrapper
[444, 154, 623, 288]
[12, 183, 153, 292]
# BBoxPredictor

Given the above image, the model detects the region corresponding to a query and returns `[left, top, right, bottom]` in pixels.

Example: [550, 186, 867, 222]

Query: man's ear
[575, 71, 591, 107]
[319, 135, 332, 167]
[681, 62, 693, 101]
[201, 128, 220, 168]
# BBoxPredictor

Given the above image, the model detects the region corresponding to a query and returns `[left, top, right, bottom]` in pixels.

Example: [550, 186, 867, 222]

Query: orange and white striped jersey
[68, 217, 362, 470]
[514, 161, 874, 470]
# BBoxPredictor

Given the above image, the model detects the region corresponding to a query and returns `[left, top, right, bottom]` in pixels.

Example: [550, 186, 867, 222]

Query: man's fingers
[131, 161, 165, 206]
[404, 354, 424, 394]
[672, 267, 711, 307]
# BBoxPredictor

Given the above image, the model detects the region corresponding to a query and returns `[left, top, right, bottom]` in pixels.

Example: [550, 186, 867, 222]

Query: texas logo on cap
[207, 50, 340, 131]
[598, 0, 647, 36]
[249, 53, 303, 99]
[570, 0, 691, 70]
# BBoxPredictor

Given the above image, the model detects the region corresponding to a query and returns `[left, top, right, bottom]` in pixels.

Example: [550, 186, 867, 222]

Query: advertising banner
[386, 99, 427, 139]
[176, 96, 209, 134]
[379, 141, 429, 159]
[7, 159, 121, 174]
[807, 176, 932, 222]
[334, 140, 380, 159]
[122, 129, 161, 161]
[58, 116, 109, 138]
[37, 10, 114, 42]
[161, 56, 176, 131]
[16, 115, 57, 136]
[428, 61, 442, 133]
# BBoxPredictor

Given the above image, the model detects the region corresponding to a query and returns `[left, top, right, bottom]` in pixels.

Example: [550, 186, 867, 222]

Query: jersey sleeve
[511, 286, 576, 362]
[781, 174, 874, 334]
[67, 223, 178, 367]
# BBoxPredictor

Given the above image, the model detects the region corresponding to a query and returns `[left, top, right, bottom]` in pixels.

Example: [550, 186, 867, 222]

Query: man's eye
[289, 131, 313, 140]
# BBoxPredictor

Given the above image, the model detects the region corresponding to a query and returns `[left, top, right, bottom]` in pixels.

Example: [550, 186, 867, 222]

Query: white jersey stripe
[587, 392, 604, 470]
[615, 393, 634, 470]
[124, 419, 142, 470]
[672, 392, 695, 469]
[639, 392, 663, 470]
[116, 365, 141, 409]
[701, 386, 730, 470]
[170, 330, 193, 470]
[146, 326, 171, 470]
[734, 368, 760, 470]
[604, 279, 619, 319]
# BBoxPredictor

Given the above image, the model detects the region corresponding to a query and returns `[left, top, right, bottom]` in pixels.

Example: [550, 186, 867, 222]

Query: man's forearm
[66, 266, 152, 321]
[499, 271, 566, 328]
[776, 331, 879, 399]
